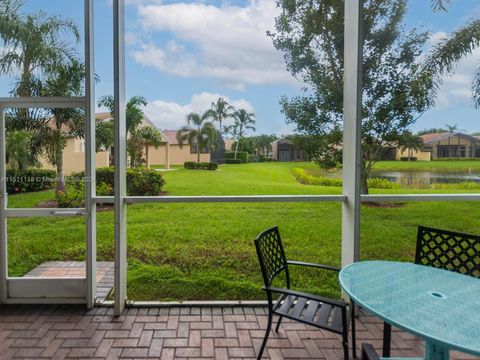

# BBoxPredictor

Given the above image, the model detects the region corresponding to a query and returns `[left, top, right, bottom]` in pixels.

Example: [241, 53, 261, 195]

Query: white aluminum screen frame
[0, 0, 96, 306]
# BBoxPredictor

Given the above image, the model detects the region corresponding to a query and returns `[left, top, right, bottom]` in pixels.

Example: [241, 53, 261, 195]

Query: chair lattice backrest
[254, 226, 290, 287]
[416, 226, 480, 278]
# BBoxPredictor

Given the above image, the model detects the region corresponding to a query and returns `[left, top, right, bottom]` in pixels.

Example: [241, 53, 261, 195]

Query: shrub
[225, 151, 249, 163]
[291, 168, 342, 187]
[5, 168, 56, 193]
[291, 168, 401, 189]
[70, 167, 165, 197]
[206, 162, 218, 170]
[127, 167, 165, 196]
[56, 181, 85, 208]
[225, 159, 244, 164]
[183, 162, 218, 170]
[367, 177, 401, 189]
[431, 181, 480, 190]
[400, 157, 417, 161]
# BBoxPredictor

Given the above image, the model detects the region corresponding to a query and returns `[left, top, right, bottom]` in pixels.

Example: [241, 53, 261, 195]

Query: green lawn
[7, 162, 480, 301]
[372, 159, 480, 172]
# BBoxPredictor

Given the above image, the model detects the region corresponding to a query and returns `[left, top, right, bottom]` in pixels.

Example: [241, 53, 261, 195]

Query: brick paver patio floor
[24, 262, 114, 301]
[0, 305, 476, 360]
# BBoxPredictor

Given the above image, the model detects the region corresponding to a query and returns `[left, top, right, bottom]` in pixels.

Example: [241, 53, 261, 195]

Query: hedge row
[225, 151, 249, 163]
[431, 181, 480, 190]
[291, 168, 342, 187]
[291, 168, 401, 189]
[400, 157, 417, 161]
[225, 159, 243, 164]
[5, 169, 56, 194]
[184, 162, 218, 170]
[58, 167, 165, 207]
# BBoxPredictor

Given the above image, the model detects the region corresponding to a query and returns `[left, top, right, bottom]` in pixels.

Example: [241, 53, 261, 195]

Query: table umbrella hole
[428, 291, 446, 299]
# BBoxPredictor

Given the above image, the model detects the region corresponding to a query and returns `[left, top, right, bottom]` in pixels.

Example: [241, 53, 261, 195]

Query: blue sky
[1, 0, 479, 135]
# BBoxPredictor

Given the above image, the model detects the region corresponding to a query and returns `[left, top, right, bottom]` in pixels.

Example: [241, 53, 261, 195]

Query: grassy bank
[7, 162, 480, 300]
[373, 159, 480, 172]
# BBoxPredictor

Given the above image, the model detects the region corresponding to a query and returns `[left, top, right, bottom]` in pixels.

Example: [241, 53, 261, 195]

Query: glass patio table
[339, 261, 480, 360]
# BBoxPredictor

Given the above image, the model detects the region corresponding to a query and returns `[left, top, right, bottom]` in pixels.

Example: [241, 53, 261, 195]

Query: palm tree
[399, 133, 423, 161]
[98, 95, 157, 167]
[0, 0, 80, 98]
[423, 12, 480, 108]
[255, 134, 277, 157]
[6, 130, 33, 171]
[39, 59, 85, 194]
[128, 127, 163, 168]
[207, 98, 234, 134]
[95, 120, 114, 153]
[443, 123, 467, 134]
[177, 111, 217, 163]
[232, 109, 256, 159]
[98, 95, 148, 135]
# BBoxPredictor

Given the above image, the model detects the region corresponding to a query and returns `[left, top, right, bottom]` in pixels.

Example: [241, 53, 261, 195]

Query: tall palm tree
[232, 109, 256, 160]
[39, 59, 85, 194]
[177, 111, 217, 163]
[128, 127, 163, 168]
[399, 133, 423, 161]
[98, 95, 148, 135]
[207, 98, 234, 134]
[443, 123, 466, 133]
[98, 95, 157, 167]
[423, 5, 480, 108]
[6, 130, 33, 171]
[0, 0, 80, 98]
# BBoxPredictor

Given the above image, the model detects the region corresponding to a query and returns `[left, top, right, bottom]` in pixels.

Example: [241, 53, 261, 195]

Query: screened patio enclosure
[0, 0, 478, 317]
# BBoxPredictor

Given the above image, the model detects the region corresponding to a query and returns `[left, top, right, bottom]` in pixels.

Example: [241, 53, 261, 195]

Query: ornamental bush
[225, 151, 249, 163]
[183, 162, 218, 170]
[5, 169, 56, 194]
[68, 167, 165, 197]
[291, 168, 401, 189]
[225, 159, 243, 164]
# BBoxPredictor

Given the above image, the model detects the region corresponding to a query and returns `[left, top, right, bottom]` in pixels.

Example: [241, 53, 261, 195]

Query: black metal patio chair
[381, 225, 480, 357]
[361, 343, 380, 360]
[254, 225, 356, 360]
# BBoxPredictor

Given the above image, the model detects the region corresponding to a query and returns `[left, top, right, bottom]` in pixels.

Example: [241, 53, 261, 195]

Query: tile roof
[419, 132, 449, 144]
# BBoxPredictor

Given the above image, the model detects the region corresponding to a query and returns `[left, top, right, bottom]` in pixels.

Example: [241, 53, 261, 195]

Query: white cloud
[428, 32, 480, 109]
[130, 0, 297, 89]
[143, 92, 255, 130]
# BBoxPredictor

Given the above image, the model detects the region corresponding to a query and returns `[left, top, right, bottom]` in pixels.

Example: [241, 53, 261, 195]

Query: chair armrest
[287, 260, 340, 272]
[264, 286, 347, 308]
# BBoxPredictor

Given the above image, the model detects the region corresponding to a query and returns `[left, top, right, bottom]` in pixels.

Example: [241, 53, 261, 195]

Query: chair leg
[342, 308, 349, 360]
[382, 322, 391, 358]
[257, 310, 273, 360]
[362, 343, 380, 360]
[275, 315, 283, 332]
[351, 302, 357, 359]
[343, 340, 349, 360]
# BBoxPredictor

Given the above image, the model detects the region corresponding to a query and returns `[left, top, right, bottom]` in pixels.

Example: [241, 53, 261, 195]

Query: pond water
[371, 170, 480, 187]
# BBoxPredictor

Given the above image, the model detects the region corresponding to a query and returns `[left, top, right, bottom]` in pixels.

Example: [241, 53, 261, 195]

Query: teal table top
[339, 261, 480, 357]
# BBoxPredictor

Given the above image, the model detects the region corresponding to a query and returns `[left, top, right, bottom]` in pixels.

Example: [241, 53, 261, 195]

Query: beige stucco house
[145, 130, 211, 167]
[396, 132, 480, 160]
[39, 138, 110, 175]
[39, 113, 226, 174]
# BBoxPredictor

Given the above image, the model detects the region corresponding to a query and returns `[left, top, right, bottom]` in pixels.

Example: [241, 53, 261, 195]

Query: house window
[437, 145, 466, 158]
[190, 144, 209, 154]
